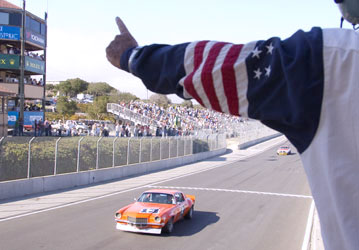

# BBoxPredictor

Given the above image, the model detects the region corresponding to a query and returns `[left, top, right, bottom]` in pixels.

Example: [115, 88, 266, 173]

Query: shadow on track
[165, 210, 220, 237]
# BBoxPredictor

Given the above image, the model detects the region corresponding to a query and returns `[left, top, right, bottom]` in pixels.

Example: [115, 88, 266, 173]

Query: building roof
[0, 0, 21, 10]
[0, 85, 16, 96]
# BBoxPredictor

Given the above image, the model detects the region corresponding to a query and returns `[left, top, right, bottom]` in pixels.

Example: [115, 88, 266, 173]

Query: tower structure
[0, 0, 47, 134]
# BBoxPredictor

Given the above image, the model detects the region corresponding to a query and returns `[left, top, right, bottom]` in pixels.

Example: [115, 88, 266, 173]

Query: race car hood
[124, 202, 173, 217]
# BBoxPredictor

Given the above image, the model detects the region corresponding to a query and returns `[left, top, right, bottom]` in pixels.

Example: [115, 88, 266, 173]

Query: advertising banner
[25, 56, 45, 74]
[24, 111, 44, 126]
[0, 54, 20, 69]
[0, 25, 21, 40]
[25, 31, 45, 48]
[7, 111, 18, 126]
[7, 111, 44, 126]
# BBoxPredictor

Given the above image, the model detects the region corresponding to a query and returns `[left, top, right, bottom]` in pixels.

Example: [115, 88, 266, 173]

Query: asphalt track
[0, 136, 312, 250]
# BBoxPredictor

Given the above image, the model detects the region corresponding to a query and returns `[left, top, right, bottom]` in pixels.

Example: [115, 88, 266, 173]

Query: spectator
[38, 119, 44, 136]
[18, 118, 24, 136]
[48, 122, 52, 136]
[57, 121, 63, 136]
[106, 11, 359, 250]
[33, 119, 38, 137]
[44, 120, 50, 136]
[115, 122, 120, 137]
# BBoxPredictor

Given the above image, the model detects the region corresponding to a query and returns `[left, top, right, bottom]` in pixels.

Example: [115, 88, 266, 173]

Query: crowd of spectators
[90, 122, 110, 137]
[1, 45, 44, 61]
[25, 77, 44, 86]
[11, 100, 247, 137]
[32, 119, 52, 136]
[0, 76, 43, 86]
[24, 103, 42, 111]
[116, 100, 245, 136]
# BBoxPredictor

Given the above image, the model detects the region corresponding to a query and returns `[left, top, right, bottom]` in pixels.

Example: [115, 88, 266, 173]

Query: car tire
[185, 206, 194, 220]
[163, 218, 174, 234]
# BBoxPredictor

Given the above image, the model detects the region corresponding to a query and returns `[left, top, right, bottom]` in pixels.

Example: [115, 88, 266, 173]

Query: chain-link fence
[0, 134, 226, 182]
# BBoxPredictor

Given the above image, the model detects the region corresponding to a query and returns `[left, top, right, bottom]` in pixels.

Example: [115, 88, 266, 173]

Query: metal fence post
[206, 135, 210, 152]
[139, 137, 144, 163]
[113, 137, 118, 167]
[160, 138, 162, 160]
[191, 135, 193, 155]
[96, 137, 103, 169]
[0, 137, 4, 154]
[27, 137, 36, 179]
[77, 137, 84, 172]
[54, 137, 62, 175]
[168, 138, 171, 158]
[184, 137, 186, 155]
[177, 137, 179, 157]
[127, 138, 132, 165]
[150, 137, 153, 162]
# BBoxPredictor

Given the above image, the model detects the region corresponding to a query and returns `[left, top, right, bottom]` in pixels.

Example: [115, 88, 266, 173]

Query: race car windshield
[138, 193, 174, 204]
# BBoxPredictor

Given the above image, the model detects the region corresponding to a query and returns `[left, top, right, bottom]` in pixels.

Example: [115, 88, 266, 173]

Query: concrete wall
[0, 148, 226, 201]
[238, 133, 283, 149]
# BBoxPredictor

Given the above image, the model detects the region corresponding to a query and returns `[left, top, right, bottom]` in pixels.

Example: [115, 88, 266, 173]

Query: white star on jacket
[266, 43, 274, 54]
[265, 66, 271, 77]
[254, 68, 262, 79]
[251, 47, 262, 59]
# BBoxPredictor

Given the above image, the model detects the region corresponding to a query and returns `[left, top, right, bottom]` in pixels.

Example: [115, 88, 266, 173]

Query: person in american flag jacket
[106, 2, 359, 249]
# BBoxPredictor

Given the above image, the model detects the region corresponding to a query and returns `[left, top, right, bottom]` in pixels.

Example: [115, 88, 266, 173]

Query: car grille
[127, 216, 148, 225]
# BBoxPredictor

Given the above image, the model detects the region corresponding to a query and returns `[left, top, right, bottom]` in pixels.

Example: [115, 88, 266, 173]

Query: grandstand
[107, 100, 248, 137]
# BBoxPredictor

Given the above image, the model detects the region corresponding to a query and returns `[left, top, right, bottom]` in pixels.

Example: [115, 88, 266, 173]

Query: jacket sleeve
[120, 27, 324, 153]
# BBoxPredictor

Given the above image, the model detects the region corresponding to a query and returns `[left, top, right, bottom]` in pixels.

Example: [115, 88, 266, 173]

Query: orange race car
[115, 189, 195, 234]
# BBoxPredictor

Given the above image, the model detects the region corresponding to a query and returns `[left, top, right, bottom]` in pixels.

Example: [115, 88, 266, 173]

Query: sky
[7, 0, 348, 103]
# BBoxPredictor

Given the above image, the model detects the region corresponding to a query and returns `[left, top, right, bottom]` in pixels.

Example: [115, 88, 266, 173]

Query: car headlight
[154, 216, 161, 223]
[115, 213, 122, 219]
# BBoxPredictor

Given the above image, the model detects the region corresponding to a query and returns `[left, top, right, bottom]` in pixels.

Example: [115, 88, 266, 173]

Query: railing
[107, 103, 158, 128]
[0, 134, 226, 182]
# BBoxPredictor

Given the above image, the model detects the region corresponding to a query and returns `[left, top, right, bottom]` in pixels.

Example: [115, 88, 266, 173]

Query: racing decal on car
[139, 208, 160, 214]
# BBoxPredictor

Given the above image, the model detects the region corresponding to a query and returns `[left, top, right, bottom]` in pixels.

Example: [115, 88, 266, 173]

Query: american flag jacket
[120, 27, 359, 250]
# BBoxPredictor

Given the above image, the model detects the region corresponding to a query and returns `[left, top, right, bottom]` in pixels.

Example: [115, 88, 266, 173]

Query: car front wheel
[185, 206, 194, 220]
[163, 218, 174, 234]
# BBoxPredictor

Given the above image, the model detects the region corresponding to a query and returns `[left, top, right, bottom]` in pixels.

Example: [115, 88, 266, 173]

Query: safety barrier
[0, 134, 226, 183]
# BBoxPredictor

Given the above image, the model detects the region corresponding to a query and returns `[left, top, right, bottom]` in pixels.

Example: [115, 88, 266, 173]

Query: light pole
[19, 0, 26, 124]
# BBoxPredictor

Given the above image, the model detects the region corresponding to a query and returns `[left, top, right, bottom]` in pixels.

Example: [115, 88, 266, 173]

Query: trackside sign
[0, 26, 20, 40]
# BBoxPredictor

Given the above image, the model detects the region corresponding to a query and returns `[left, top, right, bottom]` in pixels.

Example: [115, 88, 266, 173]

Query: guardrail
[0, 134, 226, 182]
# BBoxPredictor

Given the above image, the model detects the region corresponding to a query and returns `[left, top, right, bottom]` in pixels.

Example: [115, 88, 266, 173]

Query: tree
[46, 83, 55, 91]
[87, 82, 115, 97]
[76, 103, 90, 113]
[193, 104, 205, 110]
[45, 83, 60, 98]
[56, 96, 77, 120]
[109, 91, 139, 103]
[87, 96, 109, 120]
[149, 94, 171, 107]
[56, 78, 89, 97]
[68, 78, 89, 96]
[57, 81, 72, 97]
[181, 100, 193, 108]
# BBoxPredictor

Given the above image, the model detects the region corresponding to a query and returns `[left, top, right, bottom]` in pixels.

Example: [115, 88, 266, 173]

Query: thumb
[116, 17, 130, 34]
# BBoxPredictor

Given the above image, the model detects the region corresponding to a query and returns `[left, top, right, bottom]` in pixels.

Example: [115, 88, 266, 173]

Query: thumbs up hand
[106, 17, 138, 70]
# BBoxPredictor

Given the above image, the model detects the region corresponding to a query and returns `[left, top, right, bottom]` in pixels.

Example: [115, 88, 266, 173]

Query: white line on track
[146, 185, 313, 199]
[301, 200, 315, 250]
